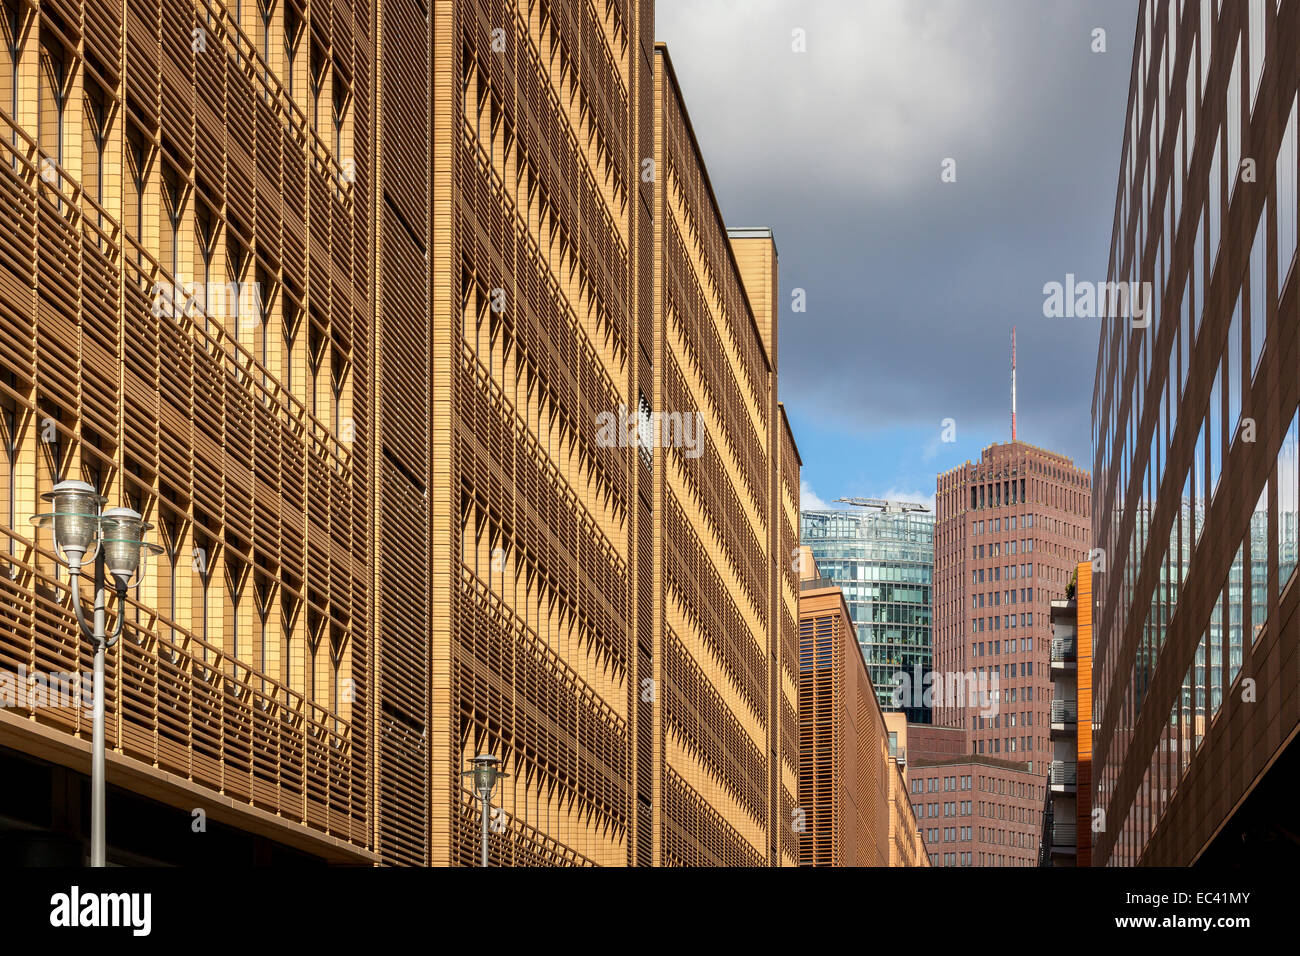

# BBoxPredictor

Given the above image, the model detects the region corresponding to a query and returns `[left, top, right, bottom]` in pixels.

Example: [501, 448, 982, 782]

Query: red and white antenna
[1011, 327, 1017, 442]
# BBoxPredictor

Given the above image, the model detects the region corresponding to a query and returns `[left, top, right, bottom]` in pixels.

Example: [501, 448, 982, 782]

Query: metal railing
[1049, 761, 1078, 786]
[1051, 635, 1076, 661]
[1052, 822, 1077, 846]
[1050, 699, 1078, 723]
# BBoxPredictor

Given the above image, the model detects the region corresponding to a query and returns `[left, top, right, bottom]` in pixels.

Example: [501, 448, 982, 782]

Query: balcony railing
[1049, 761, 1078, 786]
[1050, 636, 1076, 662]
[1052, 822, 1077, 846]
[1050, 699, 1078, 723]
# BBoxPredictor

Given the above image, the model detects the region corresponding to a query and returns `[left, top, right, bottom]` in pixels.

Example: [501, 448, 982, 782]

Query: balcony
[1049, 760, 1077, 793]
[1050, 699, 1078, 738]
[1050, 635, 1076, 661]
[1050, 635, 1077, 673]
[1050, 821, 1077, 857]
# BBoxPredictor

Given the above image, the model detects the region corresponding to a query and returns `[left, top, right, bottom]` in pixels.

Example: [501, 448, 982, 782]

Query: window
[196, 203, 218, 343]
[309, 41, 327, 133]
[257, 0, 275, 103]
[1209, 368, 1222, 499]
[1229, 544, 1244, 684]
[82, 82, 110, 236]
[125, 125, 149, 262]
[1228, 294, 1242, 445]
[284, 3, 301, 100]
[1250, 203, 1268, 381]
[1173, 119, 1185, 227]
[1, 387, 15, 563]
[1250, 484, 1268, 644]
[1209, 138, 1222, 268]
[1248, 0, 1266, 115]
[1278, 95, 1298, 292]
[332, 71, 351, 190]
[37, 36, 67, 195]
[161, 162, 185, 281]
[636, 391, 653, 470]
[1228, 40, 1243, 205]
[1278, 410, 1298, 597]
[226, 232, 250, 352]
[2, 4, 20, 163]
[1194, 212, 1206, 336]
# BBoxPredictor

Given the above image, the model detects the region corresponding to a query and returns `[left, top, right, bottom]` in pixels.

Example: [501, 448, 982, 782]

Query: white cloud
[800, 479, 829, 510]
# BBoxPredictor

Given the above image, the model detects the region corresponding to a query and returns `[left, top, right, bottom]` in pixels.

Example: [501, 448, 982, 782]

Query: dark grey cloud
[656, 0, 1139, 470]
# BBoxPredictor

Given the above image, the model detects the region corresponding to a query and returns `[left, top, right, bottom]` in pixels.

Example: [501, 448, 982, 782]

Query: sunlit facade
[0, 0, 800, 866]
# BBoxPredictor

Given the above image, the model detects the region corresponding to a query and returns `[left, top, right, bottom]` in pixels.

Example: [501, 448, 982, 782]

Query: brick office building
[908, 756, 1045, 868]
[893, 720, 1044, 867]
[933, 441, 1092, 767]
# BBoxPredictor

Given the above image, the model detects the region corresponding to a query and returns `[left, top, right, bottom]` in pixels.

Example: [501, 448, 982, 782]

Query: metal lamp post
[31, 479, 162, 867]
[462, 753, 509, 867]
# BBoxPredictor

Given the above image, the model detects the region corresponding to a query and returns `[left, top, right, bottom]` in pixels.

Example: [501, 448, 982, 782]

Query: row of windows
[971, 589, 1036, 609]
[974, 710, 1035, 729]
[971, 478, 1026, 510]
[916, 800, 973, 819]
[912, 774, 974, 794]
[976, 737, 1036, 754]
[911, 773, 1044, 800]
[971, 516, 1034, 536]
[972, 637, 1037, 656]
[973, 563, 1035, 583]
[972, 539, 1035, 562]
[927, 826, 973, 843]
[971, 613, 1035, 633]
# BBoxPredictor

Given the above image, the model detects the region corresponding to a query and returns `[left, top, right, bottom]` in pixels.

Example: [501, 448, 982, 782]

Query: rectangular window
[1209, 138, 1222, 268]
[1251, 484, 1268, 644]
[1278, 95, 1298, 293]
[1228, 294, 1242, 445]
[1248, 0, 1266, 115]
[1209, 368, 1222, 498]
[1194, 213, 1206, 335]
[1250, 203, 1268, 380]
[1173, 120, 1185, 229]
[1229, 544, 1244, 685]
[1200, 0, 1213, 99]
[1227, 39, 1242, 203]
[1195, 629, 1207, 751]
[1278, 410, 1299, 596]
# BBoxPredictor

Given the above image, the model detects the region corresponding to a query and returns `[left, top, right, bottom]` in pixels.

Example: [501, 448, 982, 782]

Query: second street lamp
[31, 480, 162, 867]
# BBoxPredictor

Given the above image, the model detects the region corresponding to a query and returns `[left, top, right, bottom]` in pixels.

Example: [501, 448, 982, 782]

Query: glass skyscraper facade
[800, 505, 934, 722]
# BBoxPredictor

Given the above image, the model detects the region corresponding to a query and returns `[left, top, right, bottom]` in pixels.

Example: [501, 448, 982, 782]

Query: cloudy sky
[656, 0, 1138, 510]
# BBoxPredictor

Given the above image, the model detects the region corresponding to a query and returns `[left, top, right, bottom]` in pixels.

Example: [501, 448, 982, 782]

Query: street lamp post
[462, 753, 509, 867]
[31, 480, 162, 867]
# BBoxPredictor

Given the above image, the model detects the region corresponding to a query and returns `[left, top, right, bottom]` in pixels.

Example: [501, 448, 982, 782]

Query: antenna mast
[1011, 327, 1018, 442]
